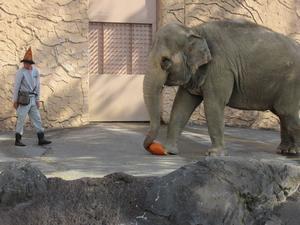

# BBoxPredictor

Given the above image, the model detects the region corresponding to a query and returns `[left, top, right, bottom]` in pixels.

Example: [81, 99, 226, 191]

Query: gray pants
[16, 96, 44, 135]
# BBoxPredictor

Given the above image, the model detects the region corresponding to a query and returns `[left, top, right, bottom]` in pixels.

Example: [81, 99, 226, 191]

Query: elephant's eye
[160, 57, 172, 71]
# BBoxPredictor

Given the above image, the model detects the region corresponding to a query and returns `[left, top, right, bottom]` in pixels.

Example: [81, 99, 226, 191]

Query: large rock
[0, 163, 47, 207]
[0, 158, 299, 225]
[144, 158, 300, 225]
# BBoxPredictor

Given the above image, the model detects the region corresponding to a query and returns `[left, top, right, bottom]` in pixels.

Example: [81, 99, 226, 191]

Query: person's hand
[13, 102, 18, 110]
[36, 101, 40, 109]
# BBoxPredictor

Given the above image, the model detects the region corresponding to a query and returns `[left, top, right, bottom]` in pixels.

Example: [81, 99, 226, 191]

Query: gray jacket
[13, 67, 40, 102]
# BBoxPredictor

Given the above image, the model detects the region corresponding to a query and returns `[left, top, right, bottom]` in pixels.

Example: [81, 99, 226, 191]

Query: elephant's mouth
[165, 79, 180, 86]
[165, 73, 192, 86]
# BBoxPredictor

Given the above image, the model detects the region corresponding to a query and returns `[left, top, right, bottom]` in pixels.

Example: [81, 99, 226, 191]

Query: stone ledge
[0, 157, 299, 225]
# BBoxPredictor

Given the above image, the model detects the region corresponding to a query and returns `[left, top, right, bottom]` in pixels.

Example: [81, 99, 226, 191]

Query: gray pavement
[0, 123, 299, 179]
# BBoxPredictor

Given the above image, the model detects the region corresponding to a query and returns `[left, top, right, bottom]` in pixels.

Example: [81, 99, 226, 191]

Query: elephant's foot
[277, 143, 299, 156]
[288, 146, 299, 155]
[277, 143, 290, 154]
[206, 147, 227, 157]
[164, 143, 179, 155]
[143, 133, 156, 149]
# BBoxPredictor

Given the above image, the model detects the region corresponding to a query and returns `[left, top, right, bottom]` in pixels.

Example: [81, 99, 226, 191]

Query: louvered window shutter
[89, 22, 152, 75]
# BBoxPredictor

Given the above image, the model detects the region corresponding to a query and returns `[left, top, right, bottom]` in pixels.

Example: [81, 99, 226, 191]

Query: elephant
[143, 20, 300, 156]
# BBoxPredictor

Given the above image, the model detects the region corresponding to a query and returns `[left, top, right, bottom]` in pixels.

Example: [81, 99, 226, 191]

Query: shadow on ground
[0, 123, 299, 179]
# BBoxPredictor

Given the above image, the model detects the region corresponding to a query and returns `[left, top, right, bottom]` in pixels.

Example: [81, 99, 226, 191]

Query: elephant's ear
[184, 32, 212, 75]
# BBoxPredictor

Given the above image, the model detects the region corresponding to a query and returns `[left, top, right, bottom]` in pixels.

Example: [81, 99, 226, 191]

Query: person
[13, 47, 51, 146]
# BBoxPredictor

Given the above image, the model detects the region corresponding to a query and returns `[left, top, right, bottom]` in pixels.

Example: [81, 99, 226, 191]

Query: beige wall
[89, 75, 149, 121]
[89, 0, 156, 25]
[0, 0, 89, 131]
[1, 0, 299, 131]
[159, 0, 300, 130]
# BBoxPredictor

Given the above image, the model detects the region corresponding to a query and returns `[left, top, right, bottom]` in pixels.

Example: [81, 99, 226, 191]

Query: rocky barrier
[0, 158, 299, 225]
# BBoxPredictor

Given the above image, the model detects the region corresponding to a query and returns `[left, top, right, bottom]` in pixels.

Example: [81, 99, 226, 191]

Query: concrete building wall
[1, 0, 299, 131]
[159, 0, 300, 130]
[0, 0, 89, 130]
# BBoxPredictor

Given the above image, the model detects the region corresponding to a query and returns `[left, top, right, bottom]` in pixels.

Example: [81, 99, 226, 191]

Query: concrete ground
[0, 123, 299, 180]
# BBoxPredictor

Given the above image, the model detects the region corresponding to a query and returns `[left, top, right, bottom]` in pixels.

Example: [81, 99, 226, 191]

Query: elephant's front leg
[166, 87, 203, 154]
[203, 97, 227, 156]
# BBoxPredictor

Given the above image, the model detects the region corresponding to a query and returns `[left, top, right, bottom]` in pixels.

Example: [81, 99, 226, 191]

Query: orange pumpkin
[147, 142, 167, 155]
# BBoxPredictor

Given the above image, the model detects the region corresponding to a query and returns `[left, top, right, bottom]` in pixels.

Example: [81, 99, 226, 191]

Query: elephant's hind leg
[166, 87, 203, 155]
[282, 115, 300, 155]
[274, 102, 300, 155]
[276, 115, 295, 154]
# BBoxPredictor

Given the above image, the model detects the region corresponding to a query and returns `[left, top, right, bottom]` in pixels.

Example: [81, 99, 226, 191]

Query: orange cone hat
[21, 47, 35, 64]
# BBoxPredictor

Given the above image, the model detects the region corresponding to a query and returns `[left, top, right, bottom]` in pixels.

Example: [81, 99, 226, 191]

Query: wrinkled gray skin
[143, 20, 300, 156]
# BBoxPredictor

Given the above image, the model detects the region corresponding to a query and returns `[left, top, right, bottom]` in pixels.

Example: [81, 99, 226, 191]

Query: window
[89, 22, 152, 75]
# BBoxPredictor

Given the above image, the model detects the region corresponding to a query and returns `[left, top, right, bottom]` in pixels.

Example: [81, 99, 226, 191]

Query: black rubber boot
[37, 132, 52, 145]
[15, 133, 26, 146]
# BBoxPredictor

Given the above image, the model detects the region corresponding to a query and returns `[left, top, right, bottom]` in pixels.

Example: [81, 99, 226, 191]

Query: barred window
[89, 22, 152, 75]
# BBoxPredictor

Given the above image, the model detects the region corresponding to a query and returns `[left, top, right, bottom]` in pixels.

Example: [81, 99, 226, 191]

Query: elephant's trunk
[143, 65, 167, 149]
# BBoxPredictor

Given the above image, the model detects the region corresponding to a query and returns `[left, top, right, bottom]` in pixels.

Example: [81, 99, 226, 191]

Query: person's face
[23, 62, 32, 70]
